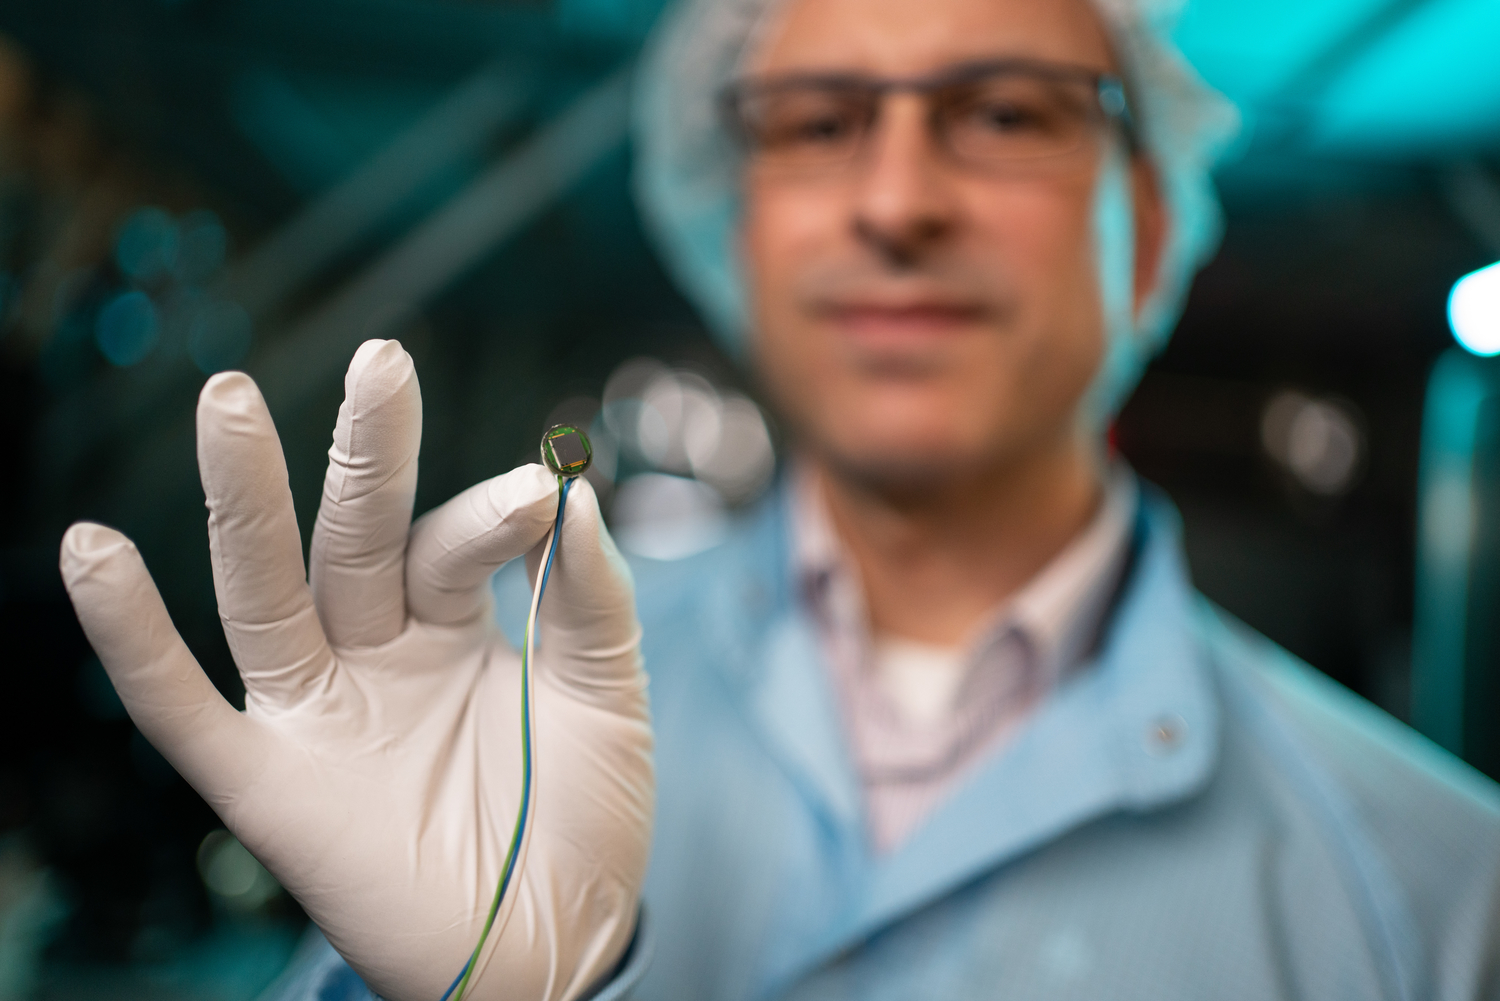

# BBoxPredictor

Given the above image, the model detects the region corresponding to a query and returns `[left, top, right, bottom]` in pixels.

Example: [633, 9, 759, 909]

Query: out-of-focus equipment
[59, 340, 653, 1001]
[1413, 264, 1500, 777]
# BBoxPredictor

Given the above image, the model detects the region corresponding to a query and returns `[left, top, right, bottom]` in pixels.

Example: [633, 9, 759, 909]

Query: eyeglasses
[720, 58, 1136, 176]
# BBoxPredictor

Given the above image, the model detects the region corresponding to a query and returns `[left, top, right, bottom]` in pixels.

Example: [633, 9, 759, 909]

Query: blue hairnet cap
[633, 0, 1241, 408]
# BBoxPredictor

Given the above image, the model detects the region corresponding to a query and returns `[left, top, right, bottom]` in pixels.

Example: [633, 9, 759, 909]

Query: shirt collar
[788, 459, 1139, 684]
[1003, 465, 1138, 681]
[788, 461, 847, 595]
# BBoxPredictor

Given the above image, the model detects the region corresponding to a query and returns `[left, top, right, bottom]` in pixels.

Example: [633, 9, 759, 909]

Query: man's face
[740, 0, 1161, 488]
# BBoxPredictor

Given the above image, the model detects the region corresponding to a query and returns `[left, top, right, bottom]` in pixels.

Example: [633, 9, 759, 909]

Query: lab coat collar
[700, 478, 1221, 987]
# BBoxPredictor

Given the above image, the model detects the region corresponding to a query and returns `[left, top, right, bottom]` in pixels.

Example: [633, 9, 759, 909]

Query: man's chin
[814, 436, 986, 496]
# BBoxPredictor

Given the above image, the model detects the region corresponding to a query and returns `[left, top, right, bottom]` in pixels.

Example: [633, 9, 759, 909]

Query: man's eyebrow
[730, 56, 1118, 92]
[729, 68, 881, 91]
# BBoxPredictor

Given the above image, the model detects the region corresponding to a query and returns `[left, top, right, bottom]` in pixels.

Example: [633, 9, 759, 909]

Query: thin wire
[441, 476, 574, 1001]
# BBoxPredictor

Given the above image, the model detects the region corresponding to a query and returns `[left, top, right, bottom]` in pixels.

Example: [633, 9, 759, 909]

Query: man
[59, 0, 1500, 999]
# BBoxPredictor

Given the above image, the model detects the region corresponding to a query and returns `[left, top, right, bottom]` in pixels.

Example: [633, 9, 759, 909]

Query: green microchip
[540, 424, 593, 478]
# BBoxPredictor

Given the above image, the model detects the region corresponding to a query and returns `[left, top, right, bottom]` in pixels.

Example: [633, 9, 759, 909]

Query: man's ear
[1130, 156, 1168, 322]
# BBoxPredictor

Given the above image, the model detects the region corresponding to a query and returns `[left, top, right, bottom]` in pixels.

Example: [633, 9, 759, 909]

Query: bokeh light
[590, 357, 776, 558]
[1260, 390, 1364, 496]
[114, 206, 179, 283]
[196, 830, 283, 912]
[176, 210, 230, 286]
[546, 359, 780, 559]
[611, 473, 729, 561]
[94, 289, 159, 366]
[1448, 261, 1500, 357]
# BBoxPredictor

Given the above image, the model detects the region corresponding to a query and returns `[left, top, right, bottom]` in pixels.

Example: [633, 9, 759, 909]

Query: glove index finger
[406, 464, 558, 627]
[60, 522, 263, 801]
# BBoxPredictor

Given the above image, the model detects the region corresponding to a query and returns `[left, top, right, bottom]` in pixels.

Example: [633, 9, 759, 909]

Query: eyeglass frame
[718, 57, 1140, 174]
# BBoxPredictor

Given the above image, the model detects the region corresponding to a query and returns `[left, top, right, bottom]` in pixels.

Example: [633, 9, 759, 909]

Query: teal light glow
[1312, 0, 1500, 154]
[1168, 0, 1500, 157]
[1172, 0, 1390, 105]
[1449, 262, 1500, 357]
[1412, 351, 1489, 751]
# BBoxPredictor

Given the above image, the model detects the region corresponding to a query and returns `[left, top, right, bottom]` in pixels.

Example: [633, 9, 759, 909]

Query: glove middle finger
[309, 339, 422, 649]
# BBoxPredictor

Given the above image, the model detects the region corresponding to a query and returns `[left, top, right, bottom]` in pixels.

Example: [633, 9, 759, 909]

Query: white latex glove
[58, 340, 653, 1001]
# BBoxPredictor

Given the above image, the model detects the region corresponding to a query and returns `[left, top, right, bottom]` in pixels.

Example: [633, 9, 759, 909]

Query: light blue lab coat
[268, 480, 1500, 1001]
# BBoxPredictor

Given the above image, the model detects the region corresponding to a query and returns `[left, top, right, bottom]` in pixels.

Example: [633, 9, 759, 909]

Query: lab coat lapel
[750, 613, 864, 832]
[699, 491, 864, 839]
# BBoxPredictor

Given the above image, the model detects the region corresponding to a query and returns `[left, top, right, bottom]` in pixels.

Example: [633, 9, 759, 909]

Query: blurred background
[0, 0, 1498, 996]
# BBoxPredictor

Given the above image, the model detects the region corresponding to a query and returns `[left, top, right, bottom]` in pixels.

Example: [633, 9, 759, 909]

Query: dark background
[0, 0, 1497, 996]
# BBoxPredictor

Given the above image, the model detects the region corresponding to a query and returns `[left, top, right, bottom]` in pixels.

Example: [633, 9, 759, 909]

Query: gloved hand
[59, 340, 653, 1001]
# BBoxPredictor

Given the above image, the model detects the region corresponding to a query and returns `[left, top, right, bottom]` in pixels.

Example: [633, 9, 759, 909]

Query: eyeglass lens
[734, 68, 1110, 173]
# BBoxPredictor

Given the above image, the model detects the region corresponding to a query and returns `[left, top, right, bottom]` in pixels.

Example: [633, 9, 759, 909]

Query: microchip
[540, 424, 593, 478]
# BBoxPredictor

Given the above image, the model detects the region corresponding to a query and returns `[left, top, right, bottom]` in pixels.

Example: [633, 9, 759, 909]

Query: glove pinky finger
[61, 522, 263, 801]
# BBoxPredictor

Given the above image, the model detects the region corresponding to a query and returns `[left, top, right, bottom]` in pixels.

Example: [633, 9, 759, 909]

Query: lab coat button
[1147, 714, 1186, 753]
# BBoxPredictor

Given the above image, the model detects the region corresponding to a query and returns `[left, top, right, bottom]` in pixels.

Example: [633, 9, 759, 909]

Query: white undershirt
[871, 637, 968, 730]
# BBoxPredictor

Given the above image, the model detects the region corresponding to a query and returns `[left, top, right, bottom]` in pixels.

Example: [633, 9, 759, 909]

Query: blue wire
[438, 962, 466, 1001]
[538, 478, 571, 601]
[438, 477, 573, 1001]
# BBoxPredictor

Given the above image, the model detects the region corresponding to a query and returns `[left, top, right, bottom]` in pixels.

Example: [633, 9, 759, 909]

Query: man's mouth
[816, 300, 988, 340]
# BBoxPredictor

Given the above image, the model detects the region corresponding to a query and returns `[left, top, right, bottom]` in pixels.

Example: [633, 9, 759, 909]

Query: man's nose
[850, 95, 960, 267]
